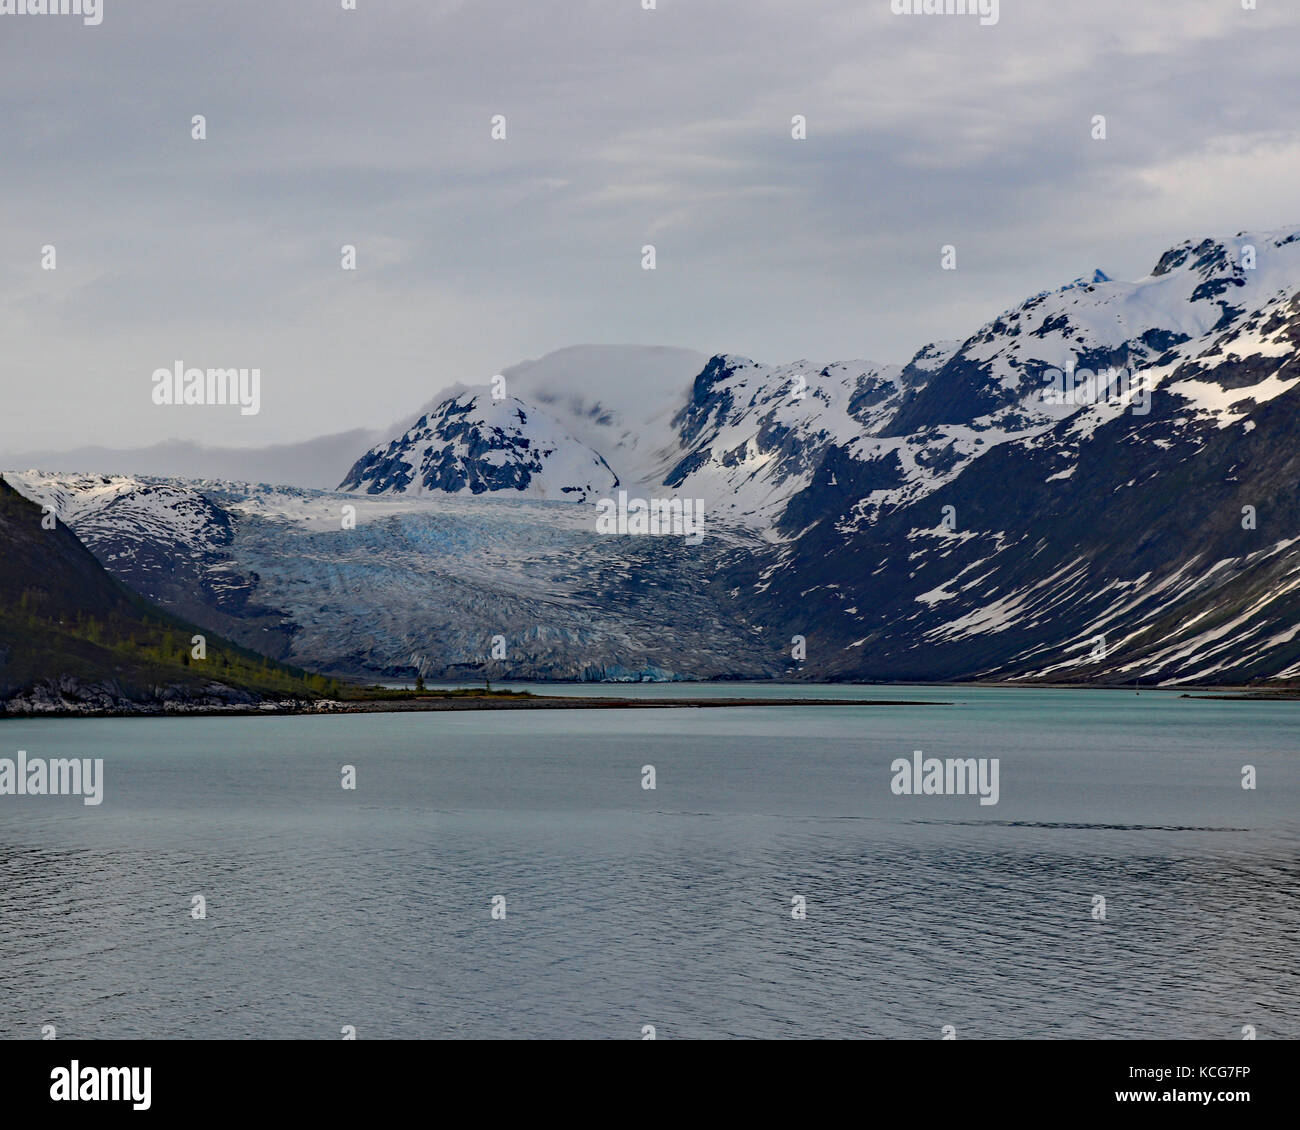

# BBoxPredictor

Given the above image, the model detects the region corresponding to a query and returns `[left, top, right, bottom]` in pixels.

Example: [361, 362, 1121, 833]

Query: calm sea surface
[1, 686, 1296, 1039]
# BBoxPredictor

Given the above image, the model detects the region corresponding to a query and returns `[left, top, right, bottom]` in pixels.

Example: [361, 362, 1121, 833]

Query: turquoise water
[392, 679, 995, 698]
[0, 688, 1295, 1039]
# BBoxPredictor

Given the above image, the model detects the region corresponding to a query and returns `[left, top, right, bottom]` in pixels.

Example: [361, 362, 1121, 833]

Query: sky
[2, 0, 1299, 454]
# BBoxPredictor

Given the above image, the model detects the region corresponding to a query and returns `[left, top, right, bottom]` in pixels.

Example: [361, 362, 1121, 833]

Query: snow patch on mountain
[4, 470, 232, 558]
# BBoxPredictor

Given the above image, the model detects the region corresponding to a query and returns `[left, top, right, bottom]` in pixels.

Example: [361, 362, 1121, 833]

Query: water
[1, 686, 1296, 1040]
[384, 679, 963, 697]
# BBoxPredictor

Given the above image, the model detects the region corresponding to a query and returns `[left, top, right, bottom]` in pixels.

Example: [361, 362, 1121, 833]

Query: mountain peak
[1148, 226, 1300, 280]
[339, 391, 618, 501]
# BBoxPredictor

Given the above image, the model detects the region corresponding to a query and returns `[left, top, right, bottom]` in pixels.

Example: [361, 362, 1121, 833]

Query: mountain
[340, 345, 709, 501]
[339, 344, 960, 528]
[339, 392, 620, 502]
[10, 227, 1300, 687]
[0, 430, 379, 492]
[0, 477, 337, 713]
[747, 228, 1300, 685]
[497, 345, 709, 491]
[5, 472, 774, 683]
[662, 345, 962, 529]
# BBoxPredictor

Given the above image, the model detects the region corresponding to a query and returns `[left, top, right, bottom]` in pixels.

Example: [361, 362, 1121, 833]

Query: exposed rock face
[2, 676, 262, 716]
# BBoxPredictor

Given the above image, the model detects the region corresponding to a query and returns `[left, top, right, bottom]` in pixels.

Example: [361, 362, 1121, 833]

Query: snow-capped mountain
[339, 392, 619, 502]
[342, 345, 709, 502]
[334, 233, 1300, 534]
[11, 226, 1300, 686]
[894, 231, 1300, 437]
[339, 344, 954, 528]
[4, 471, 291, 647]
[750, 227, 1300, 684]
[659, 355, 910, 527]
[499, 344, 709, 491]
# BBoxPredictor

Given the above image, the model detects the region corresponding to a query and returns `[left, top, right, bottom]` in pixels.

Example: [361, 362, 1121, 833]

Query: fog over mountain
[0, 430, 382, 493]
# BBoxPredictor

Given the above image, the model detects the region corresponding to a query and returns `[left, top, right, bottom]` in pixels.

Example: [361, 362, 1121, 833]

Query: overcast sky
[2, 0, 1299, 452]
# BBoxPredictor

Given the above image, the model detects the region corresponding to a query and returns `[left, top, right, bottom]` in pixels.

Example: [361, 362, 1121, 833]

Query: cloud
[0, 0, 1297, 451]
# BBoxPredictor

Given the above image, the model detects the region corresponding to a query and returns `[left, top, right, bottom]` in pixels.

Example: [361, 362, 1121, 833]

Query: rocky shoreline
[3, 695, 947, 718]
[1, 676, 285, 718]
[6, 676, 1294, 720]
[1, 676, 948, 718]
